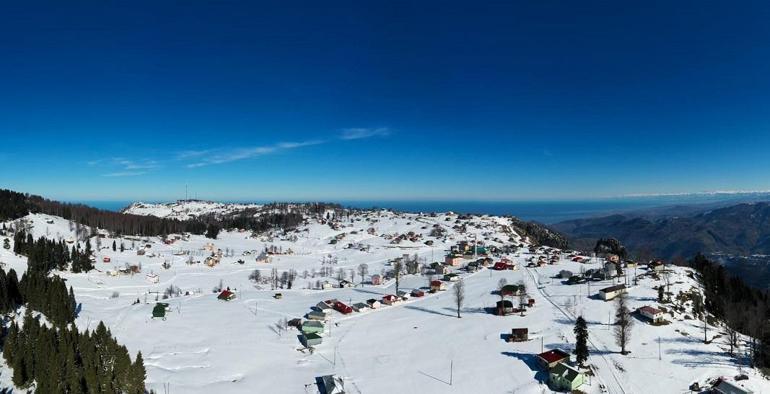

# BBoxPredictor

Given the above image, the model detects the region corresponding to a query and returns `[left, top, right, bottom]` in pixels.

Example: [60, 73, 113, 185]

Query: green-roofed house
[549, 362, 585, 391]
[302, 320, 325, 335]
[301, 333, 323, 347]
[152, 303, 169, 320]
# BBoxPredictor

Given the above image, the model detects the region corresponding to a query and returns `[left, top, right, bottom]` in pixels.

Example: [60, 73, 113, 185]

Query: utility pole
[658, 336, 662, 360]
[450, 360, 453, 386]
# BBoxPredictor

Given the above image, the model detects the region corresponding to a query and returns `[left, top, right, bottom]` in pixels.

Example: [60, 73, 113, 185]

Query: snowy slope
[122, 200, 263, 220]
[0, 210, 766, 394]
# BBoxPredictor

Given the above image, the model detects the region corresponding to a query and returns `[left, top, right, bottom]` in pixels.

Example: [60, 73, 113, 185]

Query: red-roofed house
[638, 306, 664, 323]
[218, 289, 236, 301]
[537, 349, 571, 369]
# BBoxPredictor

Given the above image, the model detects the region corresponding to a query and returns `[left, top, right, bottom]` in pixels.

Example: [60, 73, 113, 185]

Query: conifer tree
[573, 315, 589, 366]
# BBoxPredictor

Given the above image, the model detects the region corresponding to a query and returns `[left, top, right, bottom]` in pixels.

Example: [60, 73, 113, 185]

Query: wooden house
[508, 328, 529, 342]
[430, 280, 447, 292]
[496, 300, 514, 315]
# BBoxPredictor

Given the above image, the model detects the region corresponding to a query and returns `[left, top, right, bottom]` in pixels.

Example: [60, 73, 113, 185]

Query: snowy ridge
[122, 200, 264, 220]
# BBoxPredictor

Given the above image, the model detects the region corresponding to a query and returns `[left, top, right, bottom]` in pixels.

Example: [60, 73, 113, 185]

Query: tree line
[687, 253, 770, 368]
[13, 229, 94, 273]
[4, 312, 146, 393]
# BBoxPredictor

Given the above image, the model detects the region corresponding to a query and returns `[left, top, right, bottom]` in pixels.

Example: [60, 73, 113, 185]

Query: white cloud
[338, 127, 391, 140]
[185, 140, 324, 168]
[102, 171, 147, 177]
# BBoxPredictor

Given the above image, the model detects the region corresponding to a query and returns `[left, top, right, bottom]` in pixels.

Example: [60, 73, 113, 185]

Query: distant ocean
[75, 199, 672, 224]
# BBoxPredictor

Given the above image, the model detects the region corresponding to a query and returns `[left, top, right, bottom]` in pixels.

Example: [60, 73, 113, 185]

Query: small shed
[509, 328, 528, 342]
[103, 256, 111, 263]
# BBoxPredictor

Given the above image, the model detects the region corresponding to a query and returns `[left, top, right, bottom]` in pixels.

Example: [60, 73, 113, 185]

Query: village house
[713, 379, 754, 394]
[333, 301, 353, 314]
[382, 294, 400, 305]
[338, 279, 353, 288]
[217, 289, 236, 301]
[396, 290, 410, 300]
[444, 254, 464, 267]
[410, 289, 425, 297]
[301, 332, 323, 347]
[318, 375, 345, 394]
[301, 320, 324, 335]
[366, 298, 382, 309]
[537, 349, 571, 369]
[370, 274, 382, 286]
[430, 280, 447, 292]
[496, 300, 514, 315]
[508, 328, 528, 342]
[352, 302, 369, 312]
[316, 300, 333, 311]
[549, 362, 586, 391]
[444, 273, 460, 282]
[500, 284, 523, 297]
[146, 273, 159, 284]
[648, 260, 666, 272]
[599, 284, 627, 301]
[637, 305, 664, 323]
[307, 310, 328, 321]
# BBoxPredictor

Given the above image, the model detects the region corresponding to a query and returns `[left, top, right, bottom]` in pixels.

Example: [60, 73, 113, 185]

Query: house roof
[538, 349, 570, 364]
[638, 306, 661, 315]
[551, 362, 583, 382]
[218, 290, 234, 299]
[714, 380, 754, 394]
[599, 284, 626, 293]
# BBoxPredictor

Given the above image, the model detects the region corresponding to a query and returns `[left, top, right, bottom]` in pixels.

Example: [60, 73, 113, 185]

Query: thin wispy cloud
[338, 127, 391, 140]
[185, 140, 324, 168]
[89, 157, 160, 176]
[102, 171, 147, 177]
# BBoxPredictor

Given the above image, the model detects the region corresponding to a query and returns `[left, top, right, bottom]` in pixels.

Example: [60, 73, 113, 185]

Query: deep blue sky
[2, 1, 770, 201]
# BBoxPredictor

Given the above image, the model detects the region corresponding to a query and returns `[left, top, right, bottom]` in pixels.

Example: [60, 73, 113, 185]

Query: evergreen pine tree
[574, 315, 589, 366]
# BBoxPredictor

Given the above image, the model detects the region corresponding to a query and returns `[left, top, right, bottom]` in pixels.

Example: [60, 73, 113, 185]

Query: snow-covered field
[0, 207, 766, 393]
